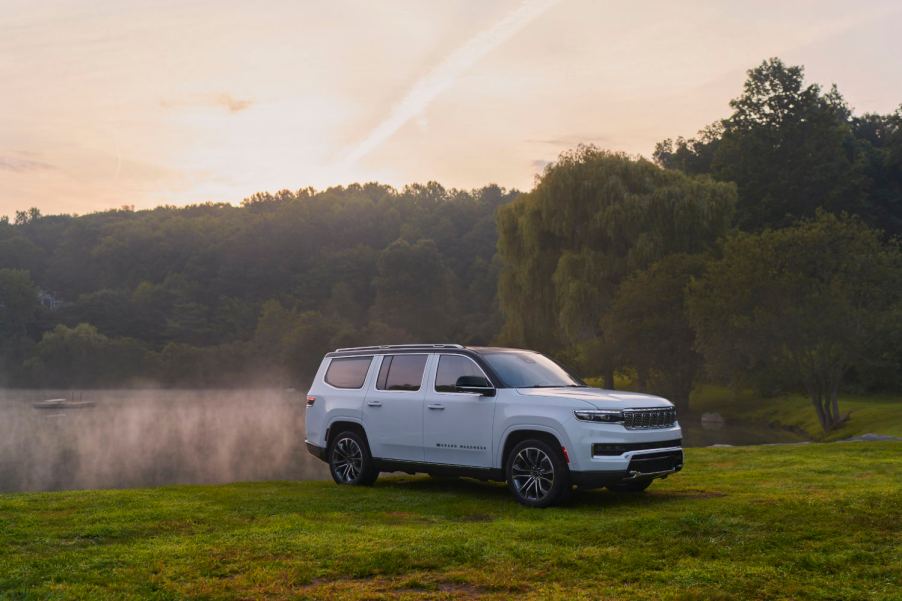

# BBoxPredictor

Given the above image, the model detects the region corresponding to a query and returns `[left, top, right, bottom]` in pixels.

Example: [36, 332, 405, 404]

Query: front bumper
[570, 448, 683, 489]
[305, 441, 328, 462]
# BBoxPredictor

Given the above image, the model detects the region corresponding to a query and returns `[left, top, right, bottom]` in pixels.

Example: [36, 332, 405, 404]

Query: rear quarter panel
[306, 356, 377, 447]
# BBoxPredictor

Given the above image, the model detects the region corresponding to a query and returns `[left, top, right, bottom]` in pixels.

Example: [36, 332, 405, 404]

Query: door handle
[367, 400, 383, 407]
[427, 403, 445, 410]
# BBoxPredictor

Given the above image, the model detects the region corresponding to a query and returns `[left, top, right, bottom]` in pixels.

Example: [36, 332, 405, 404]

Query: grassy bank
[2, 442, 900, 600]
[691, 387, 902, 441]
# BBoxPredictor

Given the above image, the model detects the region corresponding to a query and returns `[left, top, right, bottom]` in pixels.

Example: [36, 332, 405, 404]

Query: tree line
[1, 58, 901, 431]
[498, 59, 902, 430]
[1, 183, 513, 387]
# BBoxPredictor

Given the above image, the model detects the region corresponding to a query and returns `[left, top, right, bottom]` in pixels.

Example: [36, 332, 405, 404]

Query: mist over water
[0, 389, 329, 493]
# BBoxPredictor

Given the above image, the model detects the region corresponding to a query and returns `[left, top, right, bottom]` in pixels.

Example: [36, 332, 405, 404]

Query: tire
[328, 430, 379, 486]
[607, 479, 653, 493]
[505, 438, 571, 508]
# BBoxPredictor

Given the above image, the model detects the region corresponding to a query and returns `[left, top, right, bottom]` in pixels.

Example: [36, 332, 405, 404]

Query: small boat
[32, 398, 95, 410]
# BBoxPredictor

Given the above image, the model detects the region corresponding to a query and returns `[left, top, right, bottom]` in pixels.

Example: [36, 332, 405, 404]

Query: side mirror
[454, 376, 496, 397]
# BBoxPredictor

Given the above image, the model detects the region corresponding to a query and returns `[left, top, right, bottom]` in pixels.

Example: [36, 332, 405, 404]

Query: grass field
[1, 442, 900, 600]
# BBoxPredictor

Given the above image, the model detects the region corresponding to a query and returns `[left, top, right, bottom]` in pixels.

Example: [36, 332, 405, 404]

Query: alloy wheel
[511, 446, 555, 502]
[331, 436, 364, 483]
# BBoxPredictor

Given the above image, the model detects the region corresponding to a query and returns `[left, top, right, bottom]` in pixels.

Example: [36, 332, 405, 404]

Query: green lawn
[2, 442, 900, 600]
[691, 387, 902, 441]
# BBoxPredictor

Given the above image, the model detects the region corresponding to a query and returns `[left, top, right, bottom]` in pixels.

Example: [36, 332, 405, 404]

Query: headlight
[573, 410, 624, 423]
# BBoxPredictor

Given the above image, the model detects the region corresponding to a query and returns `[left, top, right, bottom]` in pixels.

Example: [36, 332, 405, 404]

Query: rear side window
[376, 354, 428, 391]
[324, 356, 372, 389]
[435, 355, 490, 392]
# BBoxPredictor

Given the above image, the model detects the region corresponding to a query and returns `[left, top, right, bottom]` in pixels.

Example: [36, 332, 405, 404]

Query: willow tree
[497, 148, 735, 387]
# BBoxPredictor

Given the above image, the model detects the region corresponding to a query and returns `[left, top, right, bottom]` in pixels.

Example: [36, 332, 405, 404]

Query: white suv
[305, 344, 682, 507]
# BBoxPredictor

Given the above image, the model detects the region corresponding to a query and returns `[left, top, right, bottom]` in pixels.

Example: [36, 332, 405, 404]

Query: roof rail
[334, 343, 464, 353]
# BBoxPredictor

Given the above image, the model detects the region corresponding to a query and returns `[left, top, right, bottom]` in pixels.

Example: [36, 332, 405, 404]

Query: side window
[324, 356, 372, 389]
[376, 354, 427, 391]
[435, 355, 491, 392]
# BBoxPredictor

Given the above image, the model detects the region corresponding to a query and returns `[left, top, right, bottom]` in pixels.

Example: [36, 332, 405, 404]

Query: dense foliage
[496, 59, 902, 428]
[0, 184, 514, 386]
[654, 58, 902, 235]
[688, 213, 902, 430]
[496, 149, 736, 390]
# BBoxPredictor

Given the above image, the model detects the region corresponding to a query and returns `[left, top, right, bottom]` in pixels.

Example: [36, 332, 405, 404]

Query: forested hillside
[0, 184, 515, 386]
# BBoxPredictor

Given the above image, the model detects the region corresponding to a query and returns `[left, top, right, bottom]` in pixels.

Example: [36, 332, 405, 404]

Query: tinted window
[377, 354, 427, 391]
[481, 352, 583, 388]
[435, 355, 490, 392]
[324, 356, 372, 389]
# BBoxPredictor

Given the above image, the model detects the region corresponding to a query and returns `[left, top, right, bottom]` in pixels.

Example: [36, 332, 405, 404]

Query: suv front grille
[623, 407, 677, 430]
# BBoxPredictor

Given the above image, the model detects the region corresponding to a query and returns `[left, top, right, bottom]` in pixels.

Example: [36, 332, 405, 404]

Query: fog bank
[0, 390, 328, 493]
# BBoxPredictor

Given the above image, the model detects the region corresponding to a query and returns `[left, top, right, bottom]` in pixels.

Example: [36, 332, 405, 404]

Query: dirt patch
[297, 575, 492, 599]
[438, 582, 486, 598]
[381, 511, 435, 525]
[456, 514, 495, 523]
[657, 489, 727, 499]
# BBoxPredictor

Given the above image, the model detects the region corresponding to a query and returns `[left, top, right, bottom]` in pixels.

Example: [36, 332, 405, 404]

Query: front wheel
[505, 439, 571, 507]
[328, 430, 378, 486]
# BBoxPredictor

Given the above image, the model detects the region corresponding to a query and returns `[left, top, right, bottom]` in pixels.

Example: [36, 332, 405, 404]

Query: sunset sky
[2, 0, 902, 216]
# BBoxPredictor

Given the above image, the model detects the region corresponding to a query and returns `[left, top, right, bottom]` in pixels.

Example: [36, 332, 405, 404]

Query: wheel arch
[326, 419, 370, 451]
[499, 427, 567, 471]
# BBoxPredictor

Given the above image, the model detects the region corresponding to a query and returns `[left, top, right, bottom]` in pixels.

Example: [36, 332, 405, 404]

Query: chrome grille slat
[623, 407, 676, 430]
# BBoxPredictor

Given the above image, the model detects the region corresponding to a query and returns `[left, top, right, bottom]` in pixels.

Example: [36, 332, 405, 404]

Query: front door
[423, 353, 495, 467]
[362, 353, 429, 462]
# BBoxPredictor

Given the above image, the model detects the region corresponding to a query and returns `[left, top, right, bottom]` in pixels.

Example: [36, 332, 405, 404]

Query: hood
[515, 387, 673, 410]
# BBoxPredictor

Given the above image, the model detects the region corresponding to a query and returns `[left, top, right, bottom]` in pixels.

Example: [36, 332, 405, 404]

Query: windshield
[482, 351, 584, 388]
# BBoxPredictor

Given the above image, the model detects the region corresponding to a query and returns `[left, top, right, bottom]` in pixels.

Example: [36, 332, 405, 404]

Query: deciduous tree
[688, 213, 902, 431]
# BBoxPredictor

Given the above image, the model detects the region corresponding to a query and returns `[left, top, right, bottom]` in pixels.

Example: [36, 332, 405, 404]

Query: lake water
[0, 390, 806, 493]
[0, 389, 329, 494]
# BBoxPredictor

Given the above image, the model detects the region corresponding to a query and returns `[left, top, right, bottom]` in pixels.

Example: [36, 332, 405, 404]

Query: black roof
[326, 344, 533, 357]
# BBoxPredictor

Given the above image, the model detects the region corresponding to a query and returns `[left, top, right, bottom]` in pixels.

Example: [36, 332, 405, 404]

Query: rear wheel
[607, 479, 653, 493]
[505, 438, 571, 507]
[328, 430, 378, 486]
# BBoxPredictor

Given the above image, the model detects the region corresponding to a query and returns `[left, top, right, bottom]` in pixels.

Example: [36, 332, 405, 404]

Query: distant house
[37, 290, 63, 311]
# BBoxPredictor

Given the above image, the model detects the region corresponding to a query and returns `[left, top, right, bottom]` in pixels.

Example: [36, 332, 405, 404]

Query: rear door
[423, 353, 496, 467]
[362, 353, 429, 462]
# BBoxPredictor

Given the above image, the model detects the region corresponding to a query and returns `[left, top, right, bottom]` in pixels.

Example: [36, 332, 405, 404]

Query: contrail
[341, 0, 560, 166]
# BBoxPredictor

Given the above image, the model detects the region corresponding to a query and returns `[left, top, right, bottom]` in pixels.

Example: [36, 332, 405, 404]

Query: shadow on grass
[374, 474, 690, 511]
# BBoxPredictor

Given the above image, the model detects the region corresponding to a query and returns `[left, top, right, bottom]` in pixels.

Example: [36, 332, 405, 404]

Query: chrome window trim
[433, 353, 495, 396]
[373, 353, 430, 393]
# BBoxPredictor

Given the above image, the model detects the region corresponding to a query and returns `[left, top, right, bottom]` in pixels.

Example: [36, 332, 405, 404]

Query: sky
[2, 0, 902, 216]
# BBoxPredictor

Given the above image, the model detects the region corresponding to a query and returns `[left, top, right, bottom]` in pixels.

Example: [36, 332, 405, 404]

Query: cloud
[527, 134, 610, 147]
[215, 94, 254, 113]
[160, 93, 254, 113]
[340, 0, 561, 166]
[0, 155, 55, 172]
[531, 159, 552, 170]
